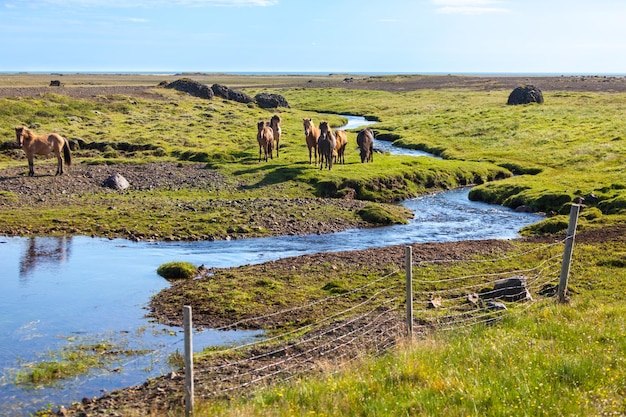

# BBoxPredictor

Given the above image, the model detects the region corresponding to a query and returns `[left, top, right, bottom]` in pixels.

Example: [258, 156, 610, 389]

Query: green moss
[157, 261, 198, 280]
[357, 203, 410, 225]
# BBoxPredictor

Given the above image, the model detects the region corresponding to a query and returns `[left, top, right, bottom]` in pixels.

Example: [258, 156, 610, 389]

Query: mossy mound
[157, 262, 198, 280]
[357, 203, 410, 225]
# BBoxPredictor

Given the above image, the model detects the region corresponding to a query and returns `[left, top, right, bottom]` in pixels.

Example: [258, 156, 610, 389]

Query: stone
[427, 297, 442, 309]
[486, 301, 507, 310]
[211, 84, 253, 104]
[164, 78, 214, 99]
[103, 173, 130, 190]
[484, 275, 532, 302]
[254, 92, 290, 108]
[507, 84, 544, 105]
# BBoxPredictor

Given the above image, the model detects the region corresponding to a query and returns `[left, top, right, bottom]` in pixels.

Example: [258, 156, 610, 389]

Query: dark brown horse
[303, 118, 320, 165]
[317, 121, 336, 170]
[257, 120, 274, 162]
[356, 128, 374, 163]
[15, 126, 72, 176]
[334, 130, 348, 164]
[269, 114, 282, 158]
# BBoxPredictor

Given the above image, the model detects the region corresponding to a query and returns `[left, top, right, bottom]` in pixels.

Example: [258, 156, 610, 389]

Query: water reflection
[20, 236, 72, 279]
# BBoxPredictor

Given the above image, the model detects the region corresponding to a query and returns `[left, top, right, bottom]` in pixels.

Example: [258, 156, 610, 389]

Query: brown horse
[303, 118, 320, 165]
[356, 128, 374, 163]
[269, 114, 282, 158]
[15, 126, 72, 176]
[317, 121, 337, 170]
[334, 130, 348, 164]
[257, 120, 274, 162]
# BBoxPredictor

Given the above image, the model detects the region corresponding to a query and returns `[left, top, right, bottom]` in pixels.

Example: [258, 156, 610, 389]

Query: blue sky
[2, 0, 626, 74]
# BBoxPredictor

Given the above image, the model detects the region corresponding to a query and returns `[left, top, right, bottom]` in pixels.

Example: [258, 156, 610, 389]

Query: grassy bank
[0, 82, 510, 239]
[195, 236, 626, 416]
[3, 80, 626, 238]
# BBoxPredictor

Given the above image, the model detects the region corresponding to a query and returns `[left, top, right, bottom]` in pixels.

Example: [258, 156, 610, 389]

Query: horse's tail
[63, 139, 72, 167]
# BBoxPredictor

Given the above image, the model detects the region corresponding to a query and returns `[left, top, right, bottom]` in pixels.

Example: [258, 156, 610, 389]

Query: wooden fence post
[558, 204, 580, 303]
[183, 305, 194, 417]
[405, 246, 414, 340]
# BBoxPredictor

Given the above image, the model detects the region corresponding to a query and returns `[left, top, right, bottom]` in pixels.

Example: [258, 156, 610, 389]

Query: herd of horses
[14, 114, 374, 176]
[261, 115, 374, 169]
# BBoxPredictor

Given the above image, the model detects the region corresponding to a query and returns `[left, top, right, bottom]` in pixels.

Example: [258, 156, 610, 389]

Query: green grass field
[2, 75, 626, 416]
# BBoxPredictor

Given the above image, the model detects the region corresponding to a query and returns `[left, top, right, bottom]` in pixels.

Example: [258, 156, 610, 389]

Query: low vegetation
[156, 261, 198, 280]
[13, 337, 149, 387]
[3, 74, 626, 415]
[191, 237, 626, 417]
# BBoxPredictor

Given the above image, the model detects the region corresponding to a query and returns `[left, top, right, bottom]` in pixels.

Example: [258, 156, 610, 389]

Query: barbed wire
[213, 268, 401, 332]
[36, 238, 569, 407]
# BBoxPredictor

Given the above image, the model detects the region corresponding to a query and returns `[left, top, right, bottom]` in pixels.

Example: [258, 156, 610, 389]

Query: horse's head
[319, 121, 330, 135]
[270, 115, 281, 127]
[257, 120, 266, 131]
[15, 126, 26, 147]
[303, 118, 312, 135]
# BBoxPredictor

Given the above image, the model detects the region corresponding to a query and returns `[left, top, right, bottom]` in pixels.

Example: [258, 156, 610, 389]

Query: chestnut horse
[334, 130, 348, 164]
[356, 128, 374, 163]
[269, 114, 282, 158]
[15, 126, 71, 176]
[317, 121, 336, 170]
[257, 121, 274, 162]
[303, 118, 320, 165]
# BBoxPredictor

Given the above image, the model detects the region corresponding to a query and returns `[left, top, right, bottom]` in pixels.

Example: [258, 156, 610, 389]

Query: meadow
[1, 74, 625, 416]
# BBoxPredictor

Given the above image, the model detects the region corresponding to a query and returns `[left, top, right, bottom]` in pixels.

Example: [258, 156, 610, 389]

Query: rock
[103, 173, 130, 190]
[486, 301, 507, 310]
[466, 292, 480, 305]
[164, 78, 214, 99]
[254, 92, 290, 108]
[482, 275, 532, 302]
[514, 205, 533, 213]
[49, 80, 63, 87]
[427, 297, 442, 309]
[507, 84, 544, 105]
[211, 84, 253, 104]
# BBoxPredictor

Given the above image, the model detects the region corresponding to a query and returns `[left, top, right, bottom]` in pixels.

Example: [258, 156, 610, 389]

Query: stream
[0, 116, 543, 415]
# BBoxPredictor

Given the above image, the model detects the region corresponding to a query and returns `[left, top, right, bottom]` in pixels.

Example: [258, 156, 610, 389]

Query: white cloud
[432, 0, 510, 14]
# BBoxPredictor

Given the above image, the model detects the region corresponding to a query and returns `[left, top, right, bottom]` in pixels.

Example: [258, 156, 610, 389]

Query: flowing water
[0, 116, 543, 415]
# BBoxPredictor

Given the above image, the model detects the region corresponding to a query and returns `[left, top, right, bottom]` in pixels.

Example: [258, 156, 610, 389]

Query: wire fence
[39, 208, 576, 417]
[177, 231, 572, 410]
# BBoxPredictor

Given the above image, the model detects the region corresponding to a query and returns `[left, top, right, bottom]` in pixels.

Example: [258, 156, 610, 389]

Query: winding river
[0, 116, 543, 415]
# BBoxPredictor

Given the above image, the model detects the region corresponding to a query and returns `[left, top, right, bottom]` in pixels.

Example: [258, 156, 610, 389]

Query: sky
[2, 0, 626, 74]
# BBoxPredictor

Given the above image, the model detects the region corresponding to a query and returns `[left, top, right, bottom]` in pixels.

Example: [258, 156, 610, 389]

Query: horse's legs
[27, 157, 34, 176]
[56, 152, 63, 175]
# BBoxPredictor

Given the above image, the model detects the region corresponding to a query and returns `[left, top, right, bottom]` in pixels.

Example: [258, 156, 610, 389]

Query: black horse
[356, 128, 374, 163]
[317, 121, 336, 170]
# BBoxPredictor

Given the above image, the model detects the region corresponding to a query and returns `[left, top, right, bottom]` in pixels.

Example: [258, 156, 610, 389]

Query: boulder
[482, 275, 532, 302]
[254, 92, 290, 108]
[164, 78, 214, 99]
[103, 173, 130, 190]
[507, 85, 544, 105]
[211, 84, 253, 104]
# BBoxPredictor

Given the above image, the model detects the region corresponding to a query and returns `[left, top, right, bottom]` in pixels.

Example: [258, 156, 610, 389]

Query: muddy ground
[2, 75, 625, 416]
